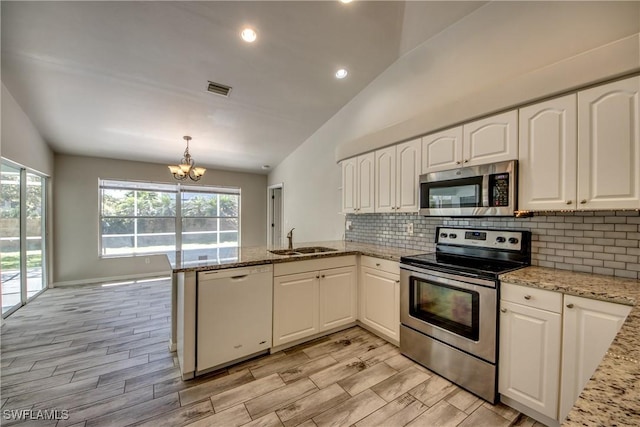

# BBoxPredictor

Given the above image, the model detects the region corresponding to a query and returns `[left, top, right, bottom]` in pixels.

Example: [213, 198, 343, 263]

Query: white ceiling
[1, 1, 484, 174]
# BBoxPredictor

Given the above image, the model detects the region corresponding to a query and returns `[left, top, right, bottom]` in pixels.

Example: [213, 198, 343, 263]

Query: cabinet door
[318, 266, 357, 332]
[360, 266, 400, 342]
[519, 95, 577, 211]
[341, 158, 358, 214]
[499, 301, 561, 419]
[357, 153, 375, 213]
[273, 272, 319, 346]
[559, 296, 632, 421]
[396, 139, 421, 212]
[463, 110, 518, 166]
[577, 76, 640, 210]
[375, 146, 396, 213]
[421, 126, 463, 173]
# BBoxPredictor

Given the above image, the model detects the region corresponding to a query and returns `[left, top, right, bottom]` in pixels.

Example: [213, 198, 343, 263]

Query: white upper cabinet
[357, 153, 375, 213]
[519, 76, 640, 212]
[374, 146, 396, 213]
[341, 152, 375, 214]
[395, 139, 421, 212]
[577, 76, 640, 210]
[341, 157, 357, 213]
[421, 127, 463, 173]
[519, 95, 578, 211]
[463, 111, 518, 167]
[375, 139, 421, 213]
[422, 111, 518, 174]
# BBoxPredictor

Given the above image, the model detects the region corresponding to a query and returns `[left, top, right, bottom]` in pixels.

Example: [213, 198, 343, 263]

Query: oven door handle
[400, 264, 496, 289]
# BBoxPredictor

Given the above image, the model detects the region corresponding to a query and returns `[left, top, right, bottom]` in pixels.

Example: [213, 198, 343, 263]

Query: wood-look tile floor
[0, 278, 543, 427]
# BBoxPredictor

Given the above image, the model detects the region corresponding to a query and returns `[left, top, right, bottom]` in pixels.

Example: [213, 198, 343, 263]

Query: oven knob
[508, 237, 519, 244]
[496, 236, 506, 243]
[449, 233, 457, 239]
[440, 233, 448, 238]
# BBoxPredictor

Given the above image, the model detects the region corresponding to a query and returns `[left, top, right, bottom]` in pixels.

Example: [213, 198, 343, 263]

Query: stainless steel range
[400, 227, 531, 403]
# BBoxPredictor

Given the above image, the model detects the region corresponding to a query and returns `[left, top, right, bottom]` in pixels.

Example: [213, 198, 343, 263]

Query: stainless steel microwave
[419, 160, 517, 216]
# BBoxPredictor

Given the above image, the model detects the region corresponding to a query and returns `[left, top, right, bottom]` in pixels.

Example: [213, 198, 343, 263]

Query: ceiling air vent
[207, 81, 232, 97]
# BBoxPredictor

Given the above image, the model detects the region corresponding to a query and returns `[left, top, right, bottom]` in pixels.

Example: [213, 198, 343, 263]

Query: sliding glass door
[1, 163, 22, 314]
[1, 161, 47, 316]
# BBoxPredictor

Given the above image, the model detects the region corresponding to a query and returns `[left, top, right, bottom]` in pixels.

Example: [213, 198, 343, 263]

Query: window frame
[98, 179, 241, 258]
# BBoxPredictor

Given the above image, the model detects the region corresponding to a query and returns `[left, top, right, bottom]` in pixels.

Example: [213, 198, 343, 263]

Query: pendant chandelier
[168, 135, 206, 182]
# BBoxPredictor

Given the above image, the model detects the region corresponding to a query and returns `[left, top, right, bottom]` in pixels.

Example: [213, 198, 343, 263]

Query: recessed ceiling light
[262, 165, 271, 170]
[335, 68, 348, 79]
[241, 28, 257, 43]
[340, 0, 353, 3]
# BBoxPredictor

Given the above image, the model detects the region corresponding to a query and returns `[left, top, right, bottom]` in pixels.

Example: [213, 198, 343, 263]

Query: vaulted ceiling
[1, 1, 484, 174]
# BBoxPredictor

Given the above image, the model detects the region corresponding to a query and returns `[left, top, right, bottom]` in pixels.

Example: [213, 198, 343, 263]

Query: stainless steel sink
[269, 249, 300, 256]
[269, 246, 338, 256]
[293, 246, 338, 254]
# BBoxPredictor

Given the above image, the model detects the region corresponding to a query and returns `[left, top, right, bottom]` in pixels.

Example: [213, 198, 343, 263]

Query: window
[99, 179, 240, 258]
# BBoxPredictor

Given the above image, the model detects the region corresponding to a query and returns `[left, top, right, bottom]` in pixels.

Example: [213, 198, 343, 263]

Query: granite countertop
[167, 240, 425, 272]
[500, 266, 640, 427]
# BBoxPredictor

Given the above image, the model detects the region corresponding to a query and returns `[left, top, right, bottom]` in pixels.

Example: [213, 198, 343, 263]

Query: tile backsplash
[345, 211, 640, 279]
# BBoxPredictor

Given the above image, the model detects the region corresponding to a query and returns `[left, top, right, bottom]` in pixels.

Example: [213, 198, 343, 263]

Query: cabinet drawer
[274, 255, 356, 277]
[360, 256, 399, 275]
[501, 282, 562, 313]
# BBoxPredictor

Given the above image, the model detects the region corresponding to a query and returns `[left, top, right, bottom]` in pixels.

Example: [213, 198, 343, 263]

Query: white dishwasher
[197, 264, 273, 373]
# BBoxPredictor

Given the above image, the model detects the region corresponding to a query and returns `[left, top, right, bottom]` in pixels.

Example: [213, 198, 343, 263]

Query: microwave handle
[482, 175, 490, 207]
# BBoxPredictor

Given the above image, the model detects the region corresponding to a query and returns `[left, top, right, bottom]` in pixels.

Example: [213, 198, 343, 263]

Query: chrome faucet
[286, 228, 295, 250]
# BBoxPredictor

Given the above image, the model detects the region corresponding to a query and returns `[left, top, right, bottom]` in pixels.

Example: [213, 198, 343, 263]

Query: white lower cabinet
[273, 256, 357, 348]
[559, 295, 632, 421]
[499, 283, 631, 425]
[273, 271, 320, 346]
[499, 290, 562, 419]
[319, 267, 358, 331]
[359, 256, 400, 344]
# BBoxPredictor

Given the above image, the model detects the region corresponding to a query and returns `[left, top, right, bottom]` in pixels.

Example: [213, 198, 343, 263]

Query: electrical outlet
[346, 220, 352, 231]
[407, 223, 414, 236]
[144, 257, 150, 264]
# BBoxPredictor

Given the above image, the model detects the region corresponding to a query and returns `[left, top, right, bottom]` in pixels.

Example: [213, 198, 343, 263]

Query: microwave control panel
[489, 173, 510, 207]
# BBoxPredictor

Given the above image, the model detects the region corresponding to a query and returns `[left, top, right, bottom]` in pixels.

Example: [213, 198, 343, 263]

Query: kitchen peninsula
[166, 242, 639, 427]
[167, 241, 422, 376]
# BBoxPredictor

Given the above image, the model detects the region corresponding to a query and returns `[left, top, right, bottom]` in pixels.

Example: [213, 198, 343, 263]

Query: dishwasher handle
[230, 275, 249, 281]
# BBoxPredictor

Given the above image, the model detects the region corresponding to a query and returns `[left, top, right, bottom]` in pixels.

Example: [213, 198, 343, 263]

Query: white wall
[53, 154, 267, 285]
[268, 1, 640, 242]
[1, 83, 54, 175]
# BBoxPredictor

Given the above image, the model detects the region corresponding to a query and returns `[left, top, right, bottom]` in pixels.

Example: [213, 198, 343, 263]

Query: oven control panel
[438, 228, 523, 251]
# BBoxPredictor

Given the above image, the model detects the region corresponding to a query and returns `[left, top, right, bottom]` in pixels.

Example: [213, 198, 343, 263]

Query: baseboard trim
[53, 271, 171, 287]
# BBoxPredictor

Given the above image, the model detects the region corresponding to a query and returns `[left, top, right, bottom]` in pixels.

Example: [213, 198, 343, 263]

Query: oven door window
[409, 277, 480, 341]
[421, 176, 483, 209]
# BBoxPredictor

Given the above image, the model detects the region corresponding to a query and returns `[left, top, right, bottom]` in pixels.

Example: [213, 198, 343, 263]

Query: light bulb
[241, 28, 257, 43]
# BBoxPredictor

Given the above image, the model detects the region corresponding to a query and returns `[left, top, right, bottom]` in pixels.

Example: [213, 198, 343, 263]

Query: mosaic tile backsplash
[344, 211, 640, 279]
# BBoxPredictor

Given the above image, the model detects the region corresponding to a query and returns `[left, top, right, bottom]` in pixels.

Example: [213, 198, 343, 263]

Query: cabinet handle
[580, 200, 587, 204]
[321, 274, 325, 278]
[316, 275, 320, 279]
[375, 263, 381, 267]
[500, 308, 507, 313]
[456, 161, 461, 165]
[524, 295, 531, 300]
[566, 303, 574, 309]
[464, 159, 469, 163]
[566, 200, 572, 205]
[395, 280, 400, 284]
